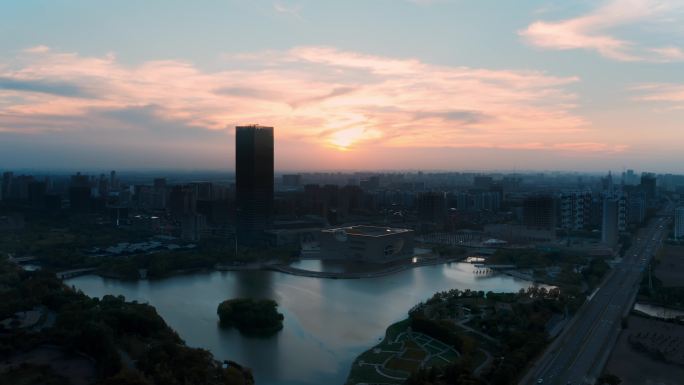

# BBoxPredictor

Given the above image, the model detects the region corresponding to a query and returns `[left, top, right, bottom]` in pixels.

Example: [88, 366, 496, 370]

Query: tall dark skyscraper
[236, 125, 274, 245]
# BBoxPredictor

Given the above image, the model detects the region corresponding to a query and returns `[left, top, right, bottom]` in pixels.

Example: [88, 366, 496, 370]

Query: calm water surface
[68, 262, 535, 385]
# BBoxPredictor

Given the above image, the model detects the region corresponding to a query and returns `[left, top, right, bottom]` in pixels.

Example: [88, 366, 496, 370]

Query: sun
[328, 127, 383, 151]
[328, 128, 366, 151]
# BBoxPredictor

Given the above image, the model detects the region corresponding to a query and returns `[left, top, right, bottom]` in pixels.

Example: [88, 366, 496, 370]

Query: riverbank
[58, 256, 465, 281]
[261, 256, 463, 279]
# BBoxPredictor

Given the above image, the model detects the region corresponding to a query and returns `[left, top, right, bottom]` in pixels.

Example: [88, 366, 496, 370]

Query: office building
[523, 194, 556, 230]
[622, 169, 638, 186]
[417, 191, 447, 223]
[602, 198, 619, 247]
[473, 175, 493, 189]
[675, 207, 684, 240]
[152, 178, 167, 210]
[627, 192, 646, 225]
[236, 125, 274, 245]
[110, 170, 119, 191]
[560, 190, 592, 231]
[640, 173, 657, 204]
[169, 185, 196, 218]
[1, 172, 13, 201]
[282, 174, 302, 188]
[69, 173, 92, 212]
[27, 181, 47, 209]
[359, 176, 381, 191]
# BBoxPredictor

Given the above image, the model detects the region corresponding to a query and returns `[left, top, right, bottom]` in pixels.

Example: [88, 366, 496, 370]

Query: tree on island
[217, 298, 284, 335]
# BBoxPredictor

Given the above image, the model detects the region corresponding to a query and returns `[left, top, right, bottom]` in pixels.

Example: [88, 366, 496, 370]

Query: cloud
[273, 1, 303, 19]
[0, 45, 617, 168]
[520, 0, 684, 62]
[632, 83, 684, 107]
[649, 46, 684, 61]
[0, 77, 91, 97]
[23, 45, 50, 54]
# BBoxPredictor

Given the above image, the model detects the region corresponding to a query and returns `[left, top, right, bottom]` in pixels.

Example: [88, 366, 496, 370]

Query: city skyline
[1, 1, 684, 172]
[3, 3, 684, 385]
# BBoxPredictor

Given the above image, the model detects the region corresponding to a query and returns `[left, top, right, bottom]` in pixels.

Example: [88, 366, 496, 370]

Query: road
[520, 205, 673, 385]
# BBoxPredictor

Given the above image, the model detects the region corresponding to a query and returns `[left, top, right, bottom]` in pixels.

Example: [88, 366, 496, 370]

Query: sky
[1, 0, 684, 172]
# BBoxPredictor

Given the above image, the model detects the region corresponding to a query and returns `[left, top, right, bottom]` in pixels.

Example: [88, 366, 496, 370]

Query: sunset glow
[1, 0, 683, 171]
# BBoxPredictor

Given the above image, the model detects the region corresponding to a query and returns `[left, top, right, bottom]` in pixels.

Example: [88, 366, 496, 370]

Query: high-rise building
[1, 171, 13, 201]
[523, 194, 556, 230]
[560, 190, 592, 231]
[27, 181, 47, 208]
[473, 175, 493, 189]
[417, 191, 447, 223]
[601, 171, 614, 193]
[675, 207, 684, 240]
[69, 172, 92, 212]
[169, 185, 196, 218]
[236, 125, 274, 245]
[282, 174, 302, 188]
[153, 178, 167, 210]
[359, 176, 380, 191]
[640, 173, 657, 205]
[622, 169, 638, 185]
[627, 192, 646, 225]
[602, 198, 619, 247]
[97, 174, 109, 197]
[110, 170, 119, 191]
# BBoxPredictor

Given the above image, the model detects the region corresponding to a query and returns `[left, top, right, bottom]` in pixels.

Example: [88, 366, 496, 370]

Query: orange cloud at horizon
[0, 45, 628, 169]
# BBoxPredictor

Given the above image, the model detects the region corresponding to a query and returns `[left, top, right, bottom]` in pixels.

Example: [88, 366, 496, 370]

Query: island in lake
[217, 298, 284, 335]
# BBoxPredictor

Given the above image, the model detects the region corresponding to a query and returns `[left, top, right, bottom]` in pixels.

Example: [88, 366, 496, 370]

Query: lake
[67, 261, 536, 385]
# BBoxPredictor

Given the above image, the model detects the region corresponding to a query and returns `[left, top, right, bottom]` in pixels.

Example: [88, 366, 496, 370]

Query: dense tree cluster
[404, 359, 483, 385]
[409, 287, 576, 385]
[217, 298, 284, 335]
[0, 257, 254, 385]
[488, 249, 583, 268]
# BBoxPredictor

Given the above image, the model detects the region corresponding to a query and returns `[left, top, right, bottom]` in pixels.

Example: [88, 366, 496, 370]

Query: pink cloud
[0, 45, 619, 158]
[650, 46, 684, 61]
[520, 0, 684, 62]
[23, 45, 50, 54]
[633, 83, 684, 104]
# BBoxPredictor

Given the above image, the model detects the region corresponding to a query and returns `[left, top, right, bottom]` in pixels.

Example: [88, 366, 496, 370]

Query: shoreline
[63, 255, 468, 281]
[223, 256, 464, 280]
[59, 257, 561, 287]
[60, 254, 568, 286]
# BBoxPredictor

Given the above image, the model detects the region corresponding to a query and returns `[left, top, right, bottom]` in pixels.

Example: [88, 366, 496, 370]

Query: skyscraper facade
[602, 197, 619, 247]
[236, 125, 274, 245]
[640, 173, 657, 205]
[417, 191, 447, 224]
[523, 194, 556, 230]
[675, 207, 684, 240]
[560, 190, 592, 231]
